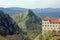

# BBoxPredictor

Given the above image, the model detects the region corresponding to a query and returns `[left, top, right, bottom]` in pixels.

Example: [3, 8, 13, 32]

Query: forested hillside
[12, 9, 42, 31]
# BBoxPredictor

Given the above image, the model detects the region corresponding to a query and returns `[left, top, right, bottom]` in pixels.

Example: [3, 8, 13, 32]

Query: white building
[42, 17, 60, 35]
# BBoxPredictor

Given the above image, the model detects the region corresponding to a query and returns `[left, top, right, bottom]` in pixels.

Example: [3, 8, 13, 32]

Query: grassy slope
[12, 9, 42, 40]
[11, 10, 29, 30]
[12, 9, 41, 31]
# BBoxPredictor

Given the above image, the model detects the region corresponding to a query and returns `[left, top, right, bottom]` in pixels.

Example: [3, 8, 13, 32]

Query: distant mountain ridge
[0, 7, 60, 18]
[0, 7, 27, 15]
[32, 8, 60, 18]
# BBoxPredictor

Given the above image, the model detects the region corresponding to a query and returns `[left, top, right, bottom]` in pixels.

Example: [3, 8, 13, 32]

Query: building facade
[42, 17, 60, 35]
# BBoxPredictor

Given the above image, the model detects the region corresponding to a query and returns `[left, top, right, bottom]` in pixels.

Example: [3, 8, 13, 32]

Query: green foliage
[45, 37, 50, 40]
[39, 34, 42, 40]
[53, 36, 60, 40]
[11, 9, 42, 40]
[12, 10, 41, 32]
[0, 36, 7, 40]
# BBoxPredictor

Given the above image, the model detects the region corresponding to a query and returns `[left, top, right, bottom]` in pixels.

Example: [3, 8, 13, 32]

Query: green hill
[12, 9, 42, 31]
[12, 9, 42, 40]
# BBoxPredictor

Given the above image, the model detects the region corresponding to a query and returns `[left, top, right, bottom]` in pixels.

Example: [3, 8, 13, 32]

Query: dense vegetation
[0, 11, 24, 40]
[0, 9, 60, 40]
[11, 9, 42, 40]
[12, 9, 42, 32]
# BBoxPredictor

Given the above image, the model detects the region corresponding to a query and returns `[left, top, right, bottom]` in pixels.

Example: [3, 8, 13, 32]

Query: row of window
[42, 22, 60, 24]
[42, 25, 60, 27]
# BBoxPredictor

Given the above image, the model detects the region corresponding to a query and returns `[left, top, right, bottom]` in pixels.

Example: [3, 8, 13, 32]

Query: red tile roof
[42, 17, 60, 22]
[50, 19, 60, 22]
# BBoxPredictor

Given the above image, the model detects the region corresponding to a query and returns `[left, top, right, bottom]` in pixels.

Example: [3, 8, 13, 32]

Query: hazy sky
[0, 0, 60, 9]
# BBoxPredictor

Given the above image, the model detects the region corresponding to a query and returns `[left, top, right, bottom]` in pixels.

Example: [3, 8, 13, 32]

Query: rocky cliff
[0, 10, 22, 36]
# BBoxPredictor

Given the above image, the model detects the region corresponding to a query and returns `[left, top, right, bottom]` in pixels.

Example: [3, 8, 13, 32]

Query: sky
[0, 0, 60, 9]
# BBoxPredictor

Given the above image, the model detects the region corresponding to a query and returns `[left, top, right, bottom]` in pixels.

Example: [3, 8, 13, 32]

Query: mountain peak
[28, 9, 36, 16]
[12, 9, 41, 31]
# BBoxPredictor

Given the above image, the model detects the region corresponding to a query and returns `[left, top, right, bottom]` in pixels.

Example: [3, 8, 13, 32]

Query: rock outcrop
[0, 10, 22, 36]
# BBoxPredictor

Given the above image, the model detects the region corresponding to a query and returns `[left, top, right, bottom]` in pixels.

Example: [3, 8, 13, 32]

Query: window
[50, 25, 52, 27]
[50, 22, 52, 24]
[56, 25, 57, 27]
[53, 25, 54, 27]
[51, 28, 52, 29]
[45, 22, 46, 24]
[48, 25, 49, 27]
[56, 22, 57, 24]
[45, 25, 46, 27]
[59, 25, 60, 27]
[58, 22, 60, 24]
[47, 22, 49, 24]
[53, 22, 55, 24]
[58, 28, 60, 29]
[42, 25, 44, 26]
[54, 28, 55, 29]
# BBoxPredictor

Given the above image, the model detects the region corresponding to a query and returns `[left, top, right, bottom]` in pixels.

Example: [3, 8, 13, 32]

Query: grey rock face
[0, 11, 22, 36]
